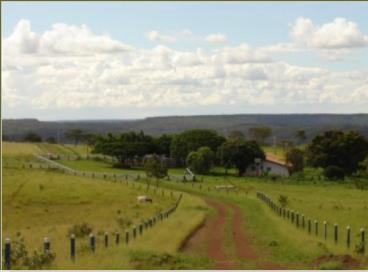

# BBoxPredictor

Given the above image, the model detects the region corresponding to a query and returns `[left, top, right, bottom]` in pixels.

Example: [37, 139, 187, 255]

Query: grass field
[2, 142, 368, 269]
[2, 142, 208, 269]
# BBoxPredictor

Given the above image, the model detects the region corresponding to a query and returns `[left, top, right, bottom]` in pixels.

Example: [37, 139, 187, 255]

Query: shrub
[24, 250, 56, 269]
[324, 165, 345, 180]
[67, 222, 93, 238]
[278, 195, 289, 208]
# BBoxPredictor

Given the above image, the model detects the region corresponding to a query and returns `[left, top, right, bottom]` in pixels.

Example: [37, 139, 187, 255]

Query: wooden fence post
[308, 219, 311, 234]
[133, 227, 137, 239]
[44, 237, 50, 254]
[89, 233, 95, 252]
[139, 224, 143, 235]
[302, 214, 305, 229]
[315, 220, 318, 236]
[104, 232, 109, 247]
[360, 228, 365, 255]
[4, 238, 11, 270]
[323, 221, 327, 240]
[334, 223, 338, 244]
[115, 232, 120, 245]
[125, 231, 129, 245]
[70, 234, 75, 261]
[296, 213, 299, 228]
[346, 226, 351, 248]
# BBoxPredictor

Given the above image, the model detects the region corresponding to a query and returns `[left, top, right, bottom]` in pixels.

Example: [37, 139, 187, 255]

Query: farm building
[244, 154, 291, 177]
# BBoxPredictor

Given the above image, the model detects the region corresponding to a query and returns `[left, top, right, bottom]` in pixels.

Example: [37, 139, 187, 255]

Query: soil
[181, 198, 287, 269]
[314, 254, 361, 269]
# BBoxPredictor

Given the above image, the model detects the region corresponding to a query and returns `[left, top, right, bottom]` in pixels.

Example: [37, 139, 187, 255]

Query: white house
[244, 154, 290, 177]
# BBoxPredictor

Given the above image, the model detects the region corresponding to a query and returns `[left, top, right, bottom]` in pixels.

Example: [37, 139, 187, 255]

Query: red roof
[265, 153, 291, 167]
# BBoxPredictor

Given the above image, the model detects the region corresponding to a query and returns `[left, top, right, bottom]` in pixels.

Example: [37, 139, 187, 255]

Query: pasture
[2, 142, 368, 269]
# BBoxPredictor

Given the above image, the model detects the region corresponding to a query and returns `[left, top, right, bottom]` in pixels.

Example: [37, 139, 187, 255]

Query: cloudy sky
[2, 2, 368, 120]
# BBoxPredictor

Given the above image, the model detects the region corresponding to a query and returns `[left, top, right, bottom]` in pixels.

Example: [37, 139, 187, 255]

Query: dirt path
[181, 198, 286, 269]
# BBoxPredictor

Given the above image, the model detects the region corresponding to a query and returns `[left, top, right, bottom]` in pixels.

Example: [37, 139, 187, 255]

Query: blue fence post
[4, 238, 11, 270]
[70, 234, 76, 261]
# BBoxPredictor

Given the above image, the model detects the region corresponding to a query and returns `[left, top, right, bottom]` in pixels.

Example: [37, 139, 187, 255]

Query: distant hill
[3, 114, 368, 143]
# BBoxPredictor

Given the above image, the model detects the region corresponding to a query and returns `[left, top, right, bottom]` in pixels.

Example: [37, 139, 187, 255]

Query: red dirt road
[181, 198, 286, 269]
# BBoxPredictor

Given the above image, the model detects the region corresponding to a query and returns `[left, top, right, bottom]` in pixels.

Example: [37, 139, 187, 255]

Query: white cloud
[205, 33, 228, 44]
[2, 19, 368, 117]
[290, 17, 368, 60]
[146, 30, 177, 44]
[3, 19, 131, 56]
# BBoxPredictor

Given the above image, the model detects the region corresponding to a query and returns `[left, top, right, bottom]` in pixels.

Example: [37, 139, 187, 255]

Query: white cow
[137, 195, 153, 203]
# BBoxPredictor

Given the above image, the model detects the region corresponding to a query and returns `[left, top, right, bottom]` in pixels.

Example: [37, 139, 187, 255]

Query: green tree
[186, 146, 215, 174]
[295, 129, 307, 144]
[144, 154, 168, 179]
[23, 132, 42, 143]
[306, 130, 368, 175]
[93, 131, 156, 168]
[248, 127, 272, 145]
[217, 140, 265, 176]
[154, 134, 172, 157]
[285, 148, 304, 173]
[170, 129, 225, 166]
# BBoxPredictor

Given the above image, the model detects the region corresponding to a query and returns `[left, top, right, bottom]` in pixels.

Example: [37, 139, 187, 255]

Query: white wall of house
[245, 160, 290, 177]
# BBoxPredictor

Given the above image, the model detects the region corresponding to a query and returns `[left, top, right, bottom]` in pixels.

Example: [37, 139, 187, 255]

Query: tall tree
[154, 134, 173, 157]
[306, 130, 368, 175]
[170, 129, 225, 166]
[186, 146, 215, 174]
[144, 154, 168, 179]
[217, 140, 265, 176]
[285, 148, 304, 173]
[248, 127, 272, 145]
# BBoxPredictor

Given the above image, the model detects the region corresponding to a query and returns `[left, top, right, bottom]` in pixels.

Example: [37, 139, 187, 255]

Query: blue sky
[2, 2, 368, 119]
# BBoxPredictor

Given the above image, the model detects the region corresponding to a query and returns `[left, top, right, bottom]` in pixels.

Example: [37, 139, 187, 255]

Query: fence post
[70, 234, 76, 261]
[296, 213, 299, 228]
[133, 227, 137, 239]
[44, 237, 50, 254]
[291, 211, 295, 224]
[323, 221, 327, 240]
[302, 214, 305, 229]
[308, 219, 311, 234]
[89, 233, 95, 252]
[125, 231, 129, 245]
[104, 232, 109, 247]
[4, 238, 11, 270]
[346, 226, 351, 248]
[139, 224, 143, 235]
[334, 223, 338, 244]
[315, 220, 318, 236]
[115, 232, 120, 245]
[360, 228, 365, 255]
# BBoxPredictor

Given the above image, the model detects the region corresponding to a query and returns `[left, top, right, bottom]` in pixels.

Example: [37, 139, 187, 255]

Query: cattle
[137, 195, 153, 203]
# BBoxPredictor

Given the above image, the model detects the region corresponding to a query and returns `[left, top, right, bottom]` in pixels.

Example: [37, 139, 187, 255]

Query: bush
[324, 166, 345, 180]
[278, 194, 289, 208]
[24, 250, 56, 269]
[67, 222, 93, 238]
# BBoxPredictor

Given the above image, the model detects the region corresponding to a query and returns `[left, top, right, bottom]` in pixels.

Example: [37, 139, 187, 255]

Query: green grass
[2, 143, 208, 269]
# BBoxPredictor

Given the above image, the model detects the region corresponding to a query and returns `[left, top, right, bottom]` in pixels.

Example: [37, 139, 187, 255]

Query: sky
[2, 2, 368, 120]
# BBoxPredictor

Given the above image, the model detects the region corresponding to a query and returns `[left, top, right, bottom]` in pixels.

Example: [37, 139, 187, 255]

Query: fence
[256, 192, 366, 255]
[3, 194, 183, 270]
[28, 155, 186, 183]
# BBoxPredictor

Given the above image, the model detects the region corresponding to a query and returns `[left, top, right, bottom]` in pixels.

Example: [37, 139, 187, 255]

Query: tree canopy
[170, 129, 225, 165]
[248, 127, 272, 145]
[144, 154, 168, 179]
[186, 146, 215, 174]
[305, 130, 368, 175]
[217, 139, 265, 176]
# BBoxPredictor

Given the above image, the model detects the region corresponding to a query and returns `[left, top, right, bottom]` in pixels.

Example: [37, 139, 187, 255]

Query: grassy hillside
[2, 142, 208, 269]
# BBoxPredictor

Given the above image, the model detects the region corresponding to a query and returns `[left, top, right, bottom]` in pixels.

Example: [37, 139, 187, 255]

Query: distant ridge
[3, 114, 368, 143]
